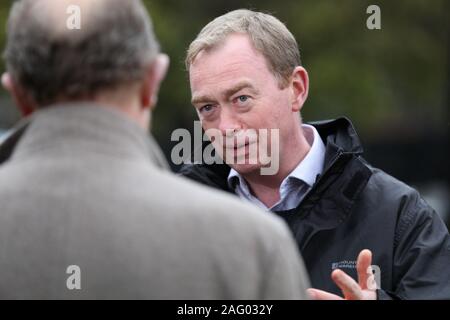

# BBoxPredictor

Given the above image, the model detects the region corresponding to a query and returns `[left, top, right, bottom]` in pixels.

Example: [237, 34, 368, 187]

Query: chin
[229, 163, 262, 175]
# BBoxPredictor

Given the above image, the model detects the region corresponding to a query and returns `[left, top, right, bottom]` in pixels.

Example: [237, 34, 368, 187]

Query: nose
[218, 107, 241, 137]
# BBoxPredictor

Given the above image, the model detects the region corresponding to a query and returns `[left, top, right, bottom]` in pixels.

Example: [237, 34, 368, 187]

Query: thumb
[307, 288, 344, 300]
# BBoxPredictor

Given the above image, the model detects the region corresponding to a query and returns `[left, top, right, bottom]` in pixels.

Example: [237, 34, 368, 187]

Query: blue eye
[238, 95, 248, 103]
[200, 105, 214, 113]
[234, 95, 250, 105]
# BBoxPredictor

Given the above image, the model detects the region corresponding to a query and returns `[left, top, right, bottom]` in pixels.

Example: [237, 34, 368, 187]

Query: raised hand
[307, 249, 377, 300]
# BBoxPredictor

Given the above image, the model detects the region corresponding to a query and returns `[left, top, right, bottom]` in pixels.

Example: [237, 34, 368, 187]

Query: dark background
[0, 0, 448, 224]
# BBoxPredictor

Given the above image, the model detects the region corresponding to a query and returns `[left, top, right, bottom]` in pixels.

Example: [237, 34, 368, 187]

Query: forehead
[189, 34, 275, 94]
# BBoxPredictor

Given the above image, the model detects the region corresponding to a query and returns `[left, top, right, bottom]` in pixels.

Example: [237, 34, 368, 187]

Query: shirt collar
[285, 124, 326, 187]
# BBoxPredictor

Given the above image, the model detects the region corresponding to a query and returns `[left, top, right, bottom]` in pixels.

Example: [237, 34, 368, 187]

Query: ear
[289, 66, 309, 112]
[140, 53, 170, 110]
[2, 72, 36, 117]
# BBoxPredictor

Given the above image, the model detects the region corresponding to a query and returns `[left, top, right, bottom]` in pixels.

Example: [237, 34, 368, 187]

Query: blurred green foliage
[0, 0, 448, 145]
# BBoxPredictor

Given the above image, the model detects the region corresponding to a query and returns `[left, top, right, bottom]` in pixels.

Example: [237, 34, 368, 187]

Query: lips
[229, 142, 250, 150]
[226, 142, 255, 160]
[225, 137, 255, 150]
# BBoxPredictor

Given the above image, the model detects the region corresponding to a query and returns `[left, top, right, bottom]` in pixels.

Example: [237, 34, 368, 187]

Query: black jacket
[179, 118, 450, 299]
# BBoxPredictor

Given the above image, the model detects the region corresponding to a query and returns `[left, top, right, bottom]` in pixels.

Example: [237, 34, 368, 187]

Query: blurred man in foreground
[180, 9, 450, 300]
[0, 0, 309, 299]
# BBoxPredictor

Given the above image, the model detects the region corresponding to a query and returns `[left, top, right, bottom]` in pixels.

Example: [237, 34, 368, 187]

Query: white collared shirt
[227, 124, 326, 211]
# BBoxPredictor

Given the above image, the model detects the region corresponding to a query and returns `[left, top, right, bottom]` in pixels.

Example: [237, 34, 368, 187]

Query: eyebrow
[191, 94, 215, 106]
[223, 81, 259, 99]
[191, 81, 259, 106]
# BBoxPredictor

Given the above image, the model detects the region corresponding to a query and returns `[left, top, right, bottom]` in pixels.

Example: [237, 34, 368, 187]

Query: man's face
[189, 33, 295, 175]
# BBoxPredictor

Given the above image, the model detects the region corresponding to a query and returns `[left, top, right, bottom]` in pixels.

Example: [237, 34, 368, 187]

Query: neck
[242, 124, 311, 208]
[93, 87, 149, 131]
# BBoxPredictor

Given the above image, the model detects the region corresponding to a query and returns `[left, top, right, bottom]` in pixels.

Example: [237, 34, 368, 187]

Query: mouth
[225, 142, 251, 151]
[235, 142, 249, 149]
[219, 140, 261, 165]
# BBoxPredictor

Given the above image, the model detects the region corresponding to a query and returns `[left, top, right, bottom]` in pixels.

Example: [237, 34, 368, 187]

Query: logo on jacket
[331, 260, 357, 270]
[331, 261, 381, 290]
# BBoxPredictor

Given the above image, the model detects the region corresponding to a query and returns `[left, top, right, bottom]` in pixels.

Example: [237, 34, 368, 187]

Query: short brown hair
[186, 9, 301, 88]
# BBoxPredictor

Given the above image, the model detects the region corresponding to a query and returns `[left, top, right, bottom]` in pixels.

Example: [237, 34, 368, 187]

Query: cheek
[272, 93, 292, 121]
[256, 99, 286, 129]
[202, 123, 223, 147]
[201, 120, 220, 137]
[259, 89, 291, 121]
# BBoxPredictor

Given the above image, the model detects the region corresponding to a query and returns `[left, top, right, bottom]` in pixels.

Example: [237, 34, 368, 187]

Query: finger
[307, 288, 344, 300]
[332, 269, 364, 300]
[357, 249, 373, 290]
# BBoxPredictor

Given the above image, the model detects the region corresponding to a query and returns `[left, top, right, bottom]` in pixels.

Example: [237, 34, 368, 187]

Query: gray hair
[186, 9, 301, 88]
[3, 0, 160, 107]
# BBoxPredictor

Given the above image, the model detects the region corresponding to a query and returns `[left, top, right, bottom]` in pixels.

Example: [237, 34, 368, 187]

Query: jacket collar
[0, 117, 30, 165]
[273, 118, 372, 248]
[309, 117, 364, 171]
[0, 103, 169, 170]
